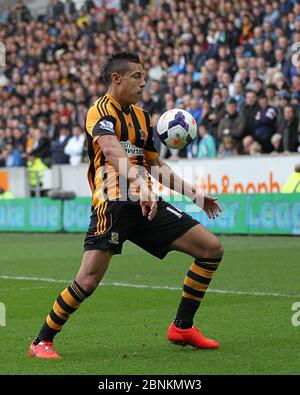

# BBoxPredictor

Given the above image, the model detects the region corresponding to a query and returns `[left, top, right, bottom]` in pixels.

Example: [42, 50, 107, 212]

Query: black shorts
[84, 199, 199, 259]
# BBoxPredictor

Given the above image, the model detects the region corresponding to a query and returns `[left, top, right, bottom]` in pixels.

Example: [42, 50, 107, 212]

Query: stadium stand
[0, 0, 300, 168]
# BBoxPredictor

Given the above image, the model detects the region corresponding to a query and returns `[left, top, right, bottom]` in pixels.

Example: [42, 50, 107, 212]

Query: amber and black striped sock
[174, 257, 222, 329]
[34, 281, 91, 344]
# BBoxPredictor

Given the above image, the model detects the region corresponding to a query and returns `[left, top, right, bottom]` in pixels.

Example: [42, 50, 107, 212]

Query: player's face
[119, 62, 146, 105]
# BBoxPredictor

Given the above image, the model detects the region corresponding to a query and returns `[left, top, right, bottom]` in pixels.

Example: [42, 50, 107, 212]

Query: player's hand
[140, 186, 158, 221]
[203, 195, 222, 219]
[193, 193, 222, 219]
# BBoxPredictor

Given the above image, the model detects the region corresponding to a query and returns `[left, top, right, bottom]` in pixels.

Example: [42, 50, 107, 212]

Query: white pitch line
[20, 286, 51, 291]
[0, 275, 69, 283]
[0, 275, 299, 299]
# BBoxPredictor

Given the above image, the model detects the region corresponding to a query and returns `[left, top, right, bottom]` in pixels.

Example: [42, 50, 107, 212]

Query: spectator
[141, 90, 160, 115]
[199, 98, 213, 133]
[263, 39, 276, 67]
[245, 68, 258, 91]
[0, 3, 12, 25]
[276, 90, 291, 124]
[187, 98, 202, 126]
[256, 57, 268, 81]
[198, 125, 217, 159]
[281, 164, 300, 193]
[64, 0, 76, 17]
[3, 144, 23, 167]
[13, 128, 27, 163]
[217, 97, 246, 152]
[47, 0, 65, 19]
[218, 135, 238, 158]
[242, 90, 260, 137]
[151, 113, 162, 153]
[168, 54, 185, 75]
[64, 125, 85, 166]
[14, 0, 31, 23]
[253, 78, 265, 97]
[266, 84, 278, 107]
[254, 94, 277, 153]
[209, 92, 226, 142]
[249, 141, 262, 155]
[242, 135, 255, 155]
[264, 3, 280, 25]
[290, 93, 300, 121]
[149, 80, 165, 112]
[270, 133, 283, 155]
[0, 186, 15, 199]
[29, 129, 51, 167]
[51, 127, 70, 164]
[278, 105, 299, 153]
[199, 73, 213, 99]
[27, 154, 49, 197]
[229, 81, 245, 110]
[191, 44, 207, 71]
[272, 71, 289, 91]
[148, 56, 167, 82]
[274, 48, 291, 80]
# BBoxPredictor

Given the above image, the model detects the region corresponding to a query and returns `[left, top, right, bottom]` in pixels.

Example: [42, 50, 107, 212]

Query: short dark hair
[101, 52, 141, 85]
[258, 92, 267, 100]
[227, 97, 237, 105]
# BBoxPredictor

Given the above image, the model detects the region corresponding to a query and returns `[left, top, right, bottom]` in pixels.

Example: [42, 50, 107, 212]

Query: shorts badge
[110, 232, 119, 244]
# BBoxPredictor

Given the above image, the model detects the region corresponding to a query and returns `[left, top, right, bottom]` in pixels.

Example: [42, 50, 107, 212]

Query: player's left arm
[147, 156, 222, 219]
[143, 112, 221, 219]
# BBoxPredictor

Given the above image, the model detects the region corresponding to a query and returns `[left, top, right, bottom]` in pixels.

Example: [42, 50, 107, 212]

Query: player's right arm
[98, 134, 157, 220]
[86, 105, 157, 220]
[97, 134, 141, 185]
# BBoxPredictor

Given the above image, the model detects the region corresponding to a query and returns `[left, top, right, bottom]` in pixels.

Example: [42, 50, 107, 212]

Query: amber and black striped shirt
[85, 93, 159, 208]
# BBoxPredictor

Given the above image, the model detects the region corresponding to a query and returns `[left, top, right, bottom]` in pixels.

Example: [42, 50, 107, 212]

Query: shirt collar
[105, 93, 131, 114]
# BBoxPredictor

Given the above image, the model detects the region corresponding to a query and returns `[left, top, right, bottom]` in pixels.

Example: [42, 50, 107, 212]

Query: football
[156, 109, 198, 149]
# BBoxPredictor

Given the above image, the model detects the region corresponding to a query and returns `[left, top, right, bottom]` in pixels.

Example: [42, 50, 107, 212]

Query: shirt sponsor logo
[120, 141, 143, 157]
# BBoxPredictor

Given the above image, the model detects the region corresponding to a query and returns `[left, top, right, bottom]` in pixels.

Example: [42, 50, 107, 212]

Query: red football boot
[167, 323, 220, 349]
[28, 340, 62, 359]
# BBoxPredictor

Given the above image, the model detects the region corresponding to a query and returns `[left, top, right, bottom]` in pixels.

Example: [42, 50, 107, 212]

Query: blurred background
[0, 0, 300, 234]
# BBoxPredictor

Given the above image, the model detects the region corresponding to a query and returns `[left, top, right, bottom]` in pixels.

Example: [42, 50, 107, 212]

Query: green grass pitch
[0, 233, 299, 375]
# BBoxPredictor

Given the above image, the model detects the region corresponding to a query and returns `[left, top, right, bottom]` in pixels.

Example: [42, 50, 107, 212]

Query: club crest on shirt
[137, 129, 145, 140]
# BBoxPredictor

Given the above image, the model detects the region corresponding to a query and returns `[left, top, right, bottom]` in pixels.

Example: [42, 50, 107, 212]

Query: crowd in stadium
[0, 0, 300, 169]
